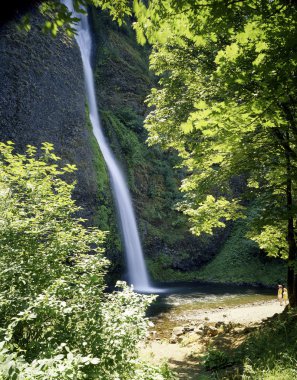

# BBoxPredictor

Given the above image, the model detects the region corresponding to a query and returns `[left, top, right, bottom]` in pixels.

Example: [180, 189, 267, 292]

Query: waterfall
[63, 1, 154, 292]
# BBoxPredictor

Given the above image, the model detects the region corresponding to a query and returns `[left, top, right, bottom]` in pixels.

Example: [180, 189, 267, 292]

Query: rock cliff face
[0, 10, 123, 278]
[0, 11, 107, 224]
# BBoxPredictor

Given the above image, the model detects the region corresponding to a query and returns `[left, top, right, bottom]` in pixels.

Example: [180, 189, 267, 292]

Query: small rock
[172, 326, 185, 336]
[169, 334, 177, 344]
[207, 326, 218, 336]
[233, 327, 245, 334]
[205, 316, 210, 321]
[194, 324, 204, 334]
[223, 314, 227, 318]
[215, 321, 225, 328]
[184, 325, 195, 332]
[243, 326, 253, 334]
[181, 332, 199, 346]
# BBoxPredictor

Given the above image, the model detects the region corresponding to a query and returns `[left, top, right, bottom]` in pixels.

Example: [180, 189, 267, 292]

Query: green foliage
[239, 310, 297, 379]
[38, 1, 81, 37]
[196, 206, 286, 286]
[203, 349, 233, 371]
[147, 254, 177, 282]
[0, 142, 171, 379]
[101, 110, 144, 192]
[0, 141, 107, 322]
[145, 203, 285, 285]
[243, 362, 297, 380]
[248, 223, 288, 259]
[21, 0, 132, 37]
[179, 195, 245, 236]
[90, 0, 131, 24]
[132, 0, 297, 293]
[202, 311, 297, 379]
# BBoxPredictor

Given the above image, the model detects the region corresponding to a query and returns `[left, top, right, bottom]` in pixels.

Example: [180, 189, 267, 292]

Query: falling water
[64, 1, 153, 292]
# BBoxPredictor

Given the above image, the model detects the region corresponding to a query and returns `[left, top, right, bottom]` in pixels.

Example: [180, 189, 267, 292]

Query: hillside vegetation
[89, 8, 285, 286]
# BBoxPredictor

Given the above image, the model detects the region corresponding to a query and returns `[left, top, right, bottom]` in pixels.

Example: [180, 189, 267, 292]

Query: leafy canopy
[21, 0, 132, 36]
[132, 0, 297, 259]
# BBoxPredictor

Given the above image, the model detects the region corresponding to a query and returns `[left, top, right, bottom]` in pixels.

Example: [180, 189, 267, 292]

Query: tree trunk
[285, 130, 297, 307]
[287, 219, 296, 306]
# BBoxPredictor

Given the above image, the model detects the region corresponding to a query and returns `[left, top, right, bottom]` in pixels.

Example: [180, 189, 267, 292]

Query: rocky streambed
[140, 284, 283, 379]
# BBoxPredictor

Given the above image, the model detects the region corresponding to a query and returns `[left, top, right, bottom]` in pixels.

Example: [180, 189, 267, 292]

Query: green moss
[100, 107, 192, 253]
[196, 206, 286, 286]
[85, 107, 123, 276]
[90, 9, 194, 260]
[146, 260, 207, 283]
[148, 205, 286, 286]
[100, 109, 145, 192]
[85, 106, 110, 228]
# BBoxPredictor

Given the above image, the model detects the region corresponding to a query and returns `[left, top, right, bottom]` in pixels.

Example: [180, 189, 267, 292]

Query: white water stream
[64, 1, 153, 292]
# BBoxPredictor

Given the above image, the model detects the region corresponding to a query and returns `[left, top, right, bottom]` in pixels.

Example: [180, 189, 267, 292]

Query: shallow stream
[147, 282, 275, 339]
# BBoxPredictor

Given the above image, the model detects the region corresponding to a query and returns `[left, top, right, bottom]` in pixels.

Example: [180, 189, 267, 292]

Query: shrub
[0, 142, 171, 379]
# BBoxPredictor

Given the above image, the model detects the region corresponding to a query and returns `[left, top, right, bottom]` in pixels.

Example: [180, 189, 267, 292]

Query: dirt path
[140, 300, 285, 379]
[181, 299, 285, 324]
